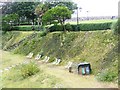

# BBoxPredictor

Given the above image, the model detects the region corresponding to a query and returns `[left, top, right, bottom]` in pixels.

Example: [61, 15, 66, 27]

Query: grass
[0, 50, 25, 69]
[1, 65, 59, 88]
[66, 19, 117, 24]
[2, 31, 34, 50]
[1, 50, 118, 88]
[8, 30, 118, 82]
[1, 50, 60, 88]
[2, 21, 118, 83]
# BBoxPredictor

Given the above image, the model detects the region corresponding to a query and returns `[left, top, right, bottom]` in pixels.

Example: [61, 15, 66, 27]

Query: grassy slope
[2, 31, 34, 50]
[2, 30, 118, 82]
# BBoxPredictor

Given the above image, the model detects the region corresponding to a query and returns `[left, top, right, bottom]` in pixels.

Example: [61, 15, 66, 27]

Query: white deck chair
[26, 52, 33, 59]
[67, 62, 73, 69]
[52, 58, 58, 64]
[56, 59, 61, 65]
[65, 61, 71, 69]
[26, 53, 31, 58]
[35, 54, 41, 60]
[42, 56, 48, 62]
[45, 57, 50, 62]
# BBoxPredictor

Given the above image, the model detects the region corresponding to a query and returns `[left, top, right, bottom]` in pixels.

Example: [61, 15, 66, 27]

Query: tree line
[2, 1, 77, 31]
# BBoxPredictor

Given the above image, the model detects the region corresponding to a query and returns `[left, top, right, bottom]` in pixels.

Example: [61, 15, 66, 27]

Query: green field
[66, 19, 117, 24]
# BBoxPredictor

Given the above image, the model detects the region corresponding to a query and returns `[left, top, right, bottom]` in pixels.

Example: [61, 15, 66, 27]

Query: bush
[48, 25, 63, 32]
[49, 22, 112, 32]
[12, 26, 40, 31]
[12, 25, 48, 31]
[96, 70, 117, 82]
[20, 62, 40, 78]
[12, 26, 33, 31]
[2, 22, 11, 31]
[40, 30, 48, 37]
[111, 19, 119, 35]
[65, 23, 73, 31]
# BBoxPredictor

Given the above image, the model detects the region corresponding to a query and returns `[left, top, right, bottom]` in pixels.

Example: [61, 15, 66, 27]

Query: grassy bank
[2, 30, 118, 83]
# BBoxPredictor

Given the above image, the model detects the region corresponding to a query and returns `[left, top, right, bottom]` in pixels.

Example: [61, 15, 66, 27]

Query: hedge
[49, 22, 112, 32]
[12, 26, 41, 31]
[11, 22, 112, 31]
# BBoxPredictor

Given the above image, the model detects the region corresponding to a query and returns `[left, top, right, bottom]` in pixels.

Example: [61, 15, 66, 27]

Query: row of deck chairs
[26, 52, 74, 69]
[26, 52, 61, 65]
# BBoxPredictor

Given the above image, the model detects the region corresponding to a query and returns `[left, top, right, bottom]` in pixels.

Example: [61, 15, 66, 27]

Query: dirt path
[37, 62, 118, 88]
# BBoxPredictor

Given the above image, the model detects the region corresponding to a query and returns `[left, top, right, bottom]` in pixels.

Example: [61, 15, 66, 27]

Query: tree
[2, 14, 19, 31]
[34, 1, 77, 31]
[42, 6, 72, 31]
[35, 3, 50, 30]
[43, 0, 77, 13]
[2, 2, 39, 25]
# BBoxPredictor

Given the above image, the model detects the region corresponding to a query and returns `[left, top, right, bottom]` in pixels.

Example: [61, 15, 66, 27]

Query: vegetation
[42, 6, 72, 31]
[2, 31, 34, 50]
[0, 50, 25, 69]
[12, 25, 39, 31]
[1, 50, 117, 88]
[10, 20, 115, 31]
[35, 1, 77, 24]
[111, 18, 119, 35]
[2, 30, 118, 83]
[1, 1, 118, 86]
[2, 2, 39, 25]
[2, 1, 77, 32]
[1, 63, 59, 88]
[20, 62, 40, 78]
[49, 22, 112, 32]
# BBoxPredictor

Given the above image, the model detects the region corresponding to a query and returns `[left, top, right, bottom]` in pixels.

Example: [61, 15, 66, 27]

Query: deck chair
[45, 57, 50, 63]
[56, 59, 61, 65]
[52, 58, 58, 64]
[65, 61, 73, 69]
[26, 52, 33, 59]
[35, 54, 41, 60]
[42, 56, 48, 62]
[65, 61, 71, 68]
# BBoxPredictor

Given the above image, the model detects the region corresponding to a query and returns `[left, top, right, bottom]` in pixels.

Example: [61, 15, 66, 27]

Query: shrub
[40, 30, 48, 37]
[2, 22, 11, 31]
[12, 26, 40, 31]
[20, 62, 40, 78]
[12, 26, 32, 31]
[96, 70, 117, 82]
[48, 25, 63, 32]
[65, 23, 73, 31]
[49, 22, 112, 32]
[111, 19, 119, 35]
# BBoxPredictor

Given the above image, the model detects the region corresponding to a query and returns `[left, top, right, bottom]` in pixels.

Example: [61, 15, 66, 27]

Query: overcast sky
[0, 0, 119, 17]
[72, 0, 119, 17]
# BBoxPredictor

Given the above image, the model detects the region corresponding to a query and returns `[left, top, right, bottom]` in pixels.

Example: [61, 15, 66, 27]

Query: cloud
[73, 0, 118, 16]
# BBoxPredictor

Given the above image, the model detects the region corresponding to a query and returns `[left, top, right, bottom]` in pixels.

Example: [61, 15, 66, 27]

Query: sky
[72, 0, 119, 17]
[0, 0, 119, 17]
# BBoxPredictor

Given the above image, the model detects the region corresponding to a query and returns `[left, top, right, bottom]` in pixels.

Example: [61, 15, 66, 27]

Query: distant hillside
[2, 30, 118, 82]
